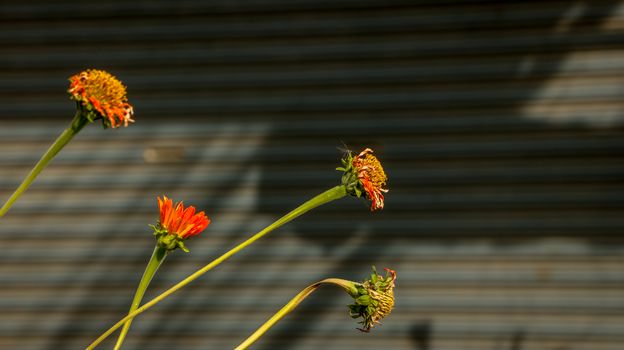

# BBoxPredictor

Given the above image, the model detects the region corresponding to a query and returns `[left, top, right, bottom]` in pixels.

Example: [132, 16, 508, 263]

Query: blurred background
[0, 1, 623, 349]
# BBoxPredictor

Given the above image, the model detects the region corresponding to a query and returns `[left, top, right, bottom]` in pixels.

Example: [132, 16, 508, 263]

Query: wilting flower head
[337, 147, 388, 211]
[347, 267, 396, 332]
[152, 196, 210, 252]
[68, 69, 134, 129]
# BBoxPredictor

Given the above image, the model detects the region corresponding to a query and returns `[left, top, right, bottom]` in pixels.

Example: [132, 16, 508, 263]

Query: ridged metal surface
[0, 1, 623, 349]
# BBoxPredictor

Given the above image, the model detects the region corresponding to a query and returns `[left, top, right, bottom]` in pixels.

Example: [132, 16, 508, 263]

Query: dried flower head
[337, 147, 388, 211]
[68, 69, 134, 128]
[348, 267, 396, 332]
[152, 196, 210, 252]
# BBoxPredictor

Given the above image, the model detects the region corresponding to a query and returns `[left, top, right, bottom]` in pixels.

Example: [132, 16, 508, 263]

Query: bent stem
[86, 185, 347, 349]
[235, 278, 358, 350]
[0, 111, 88, 217]
[114, 245, 169, 350]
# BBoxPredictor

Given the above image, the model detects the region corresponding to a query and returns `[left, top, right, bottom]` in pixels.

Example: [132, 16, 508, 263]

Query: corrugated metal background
[1, 1, 623, 349]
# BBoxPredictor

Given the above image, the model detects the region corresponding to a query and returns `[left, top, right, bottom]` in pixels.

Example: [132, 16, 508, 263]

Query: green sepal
[75, 101, 110, 129]
[355, 295, 371, 305]
[356, 285, 366, 295]
[177, 240, 190, 253]
[337, 149, 367, 200]
[354, 187, 362, 198]
[151, 223, 191, 253]
[370, 266, 379, 285]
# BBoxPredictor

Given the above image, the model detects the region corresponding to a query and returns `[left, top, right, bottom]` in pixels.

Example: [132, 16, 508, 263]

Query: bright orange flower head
[352, 148, 388, 211]
[68, 69, 134, 128]
[338, 147, 388, 211]
[157, 196, 210, 240]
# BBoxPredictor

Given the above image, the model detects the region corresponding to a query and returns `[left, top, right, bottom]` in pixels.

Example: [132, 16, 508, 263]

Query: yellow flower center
[82, 70, 128, 106]
[357, 152, 388, 190]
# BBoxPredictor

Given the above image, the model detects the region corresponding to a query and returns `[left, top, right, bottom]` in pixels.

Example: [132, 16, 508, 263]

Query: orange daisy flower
[68, 69, 134, 128]
[352, 148, 388, 211]
[157, 196, 210, 240]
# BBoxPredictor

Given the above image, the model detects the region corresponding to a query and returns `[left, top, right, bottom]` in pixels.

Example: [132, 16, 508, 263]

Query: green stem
[235, 278, 357, 350]
[113, 245, 169, 350]
[86, 185, 347, 349]
[0, 111, 88, 217]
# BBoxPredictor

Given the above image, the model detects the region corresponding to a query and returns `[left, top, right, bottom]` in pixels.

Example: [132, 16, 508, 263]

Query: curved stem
[86, 185, 347, 349]
[114, 245, 168, 350]
[235, 278, 357, 350]
[0, 111, 88, 217]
